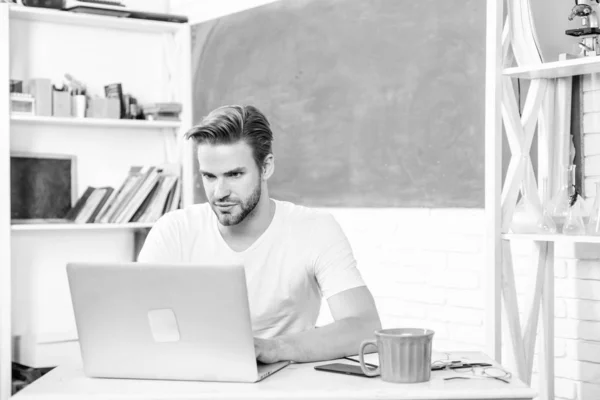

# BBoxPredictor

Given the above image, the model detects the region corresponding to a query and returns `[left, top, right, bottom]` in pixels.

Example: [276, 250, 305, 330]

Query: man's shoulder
[153, 202, 212, 230]
[276, 199, 337, 230]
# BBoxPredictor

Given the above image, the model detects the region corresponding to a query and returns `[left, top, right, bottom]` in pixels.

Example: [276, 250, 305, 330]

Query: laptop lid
[67, 262, 260, 382]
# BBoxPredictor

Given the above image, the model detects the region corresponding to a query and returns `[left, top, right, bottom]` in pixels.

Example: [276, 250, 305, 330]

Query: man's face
[198, 141, 262, 226]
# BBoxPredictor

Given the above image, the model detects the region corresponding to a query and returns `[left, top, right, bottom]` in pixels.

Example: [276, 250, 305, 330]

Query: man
[138, 105, 381, 364]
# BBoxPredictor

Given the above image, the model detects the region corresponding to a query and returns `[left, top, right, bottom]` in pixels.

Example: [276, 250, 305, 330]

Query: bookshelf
[485, 2, 600, 399]
[9, 5, 181, 33]
[502, 233, 600, 244]
[503, 56, 600, 79]
[11, 222, 155, 232]
[0, 6, 10, 400]
[0, 4, 193, 399]
[10, 115, 182, 129]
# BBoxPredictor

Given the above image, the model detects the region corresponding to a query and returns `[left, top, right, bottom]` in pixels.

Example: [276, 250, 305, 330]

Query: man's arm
[255, 285, 381, 363]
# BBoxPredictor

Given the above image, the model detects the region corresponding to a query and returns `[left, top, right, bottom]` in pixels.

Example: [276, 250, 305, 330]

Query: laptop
[66, 262, 290, 383]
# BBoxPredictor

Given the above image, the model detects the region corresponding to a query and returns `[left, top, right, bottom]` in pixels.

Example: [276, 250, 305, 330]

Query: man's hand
[254, 337, 281, 364]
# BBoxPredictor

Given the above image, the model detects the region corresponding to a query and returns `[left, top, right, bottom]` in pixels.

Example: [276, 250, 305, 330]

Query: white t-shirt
[137, 199, 365, 339]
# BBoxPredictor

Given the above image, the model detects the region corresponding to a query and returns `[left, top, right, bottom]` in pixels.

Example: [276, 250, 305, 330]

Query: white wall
[321, 208, 486, 352]
[511, 241, 600, 399]
[530, 0, 578, 62]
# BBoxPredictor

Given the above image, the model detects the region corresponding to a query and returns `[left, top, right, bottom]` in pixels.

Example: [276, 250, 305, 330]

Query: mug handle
[359, 340, 380, 377]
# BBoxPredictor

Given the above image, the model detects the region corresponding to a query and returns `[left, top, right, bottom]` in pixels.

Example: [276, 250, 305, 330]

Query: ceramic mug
[359, 328, 434, 383]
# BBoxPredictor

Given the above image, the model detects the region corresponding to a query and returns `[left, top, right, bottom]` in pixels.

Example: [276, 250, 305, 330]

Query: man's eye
[230, 172, 242, 178]
[202, 174, 215, 180]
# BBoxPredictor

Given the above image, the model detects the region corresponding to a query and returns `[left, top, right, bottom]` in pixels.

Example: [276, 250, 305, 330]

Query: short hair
[184, 105, 273, 167]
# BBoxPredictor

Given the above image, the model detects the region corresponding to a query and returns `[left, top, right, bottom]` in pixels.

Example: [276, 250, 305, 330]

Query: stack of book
[142, 102, 182, 121]
[65, 164, 181, 224]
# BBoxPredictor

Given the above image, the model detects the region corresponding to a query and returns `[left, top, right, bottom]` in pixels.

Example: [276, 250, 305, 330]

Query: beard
[210, 180, 262, 226]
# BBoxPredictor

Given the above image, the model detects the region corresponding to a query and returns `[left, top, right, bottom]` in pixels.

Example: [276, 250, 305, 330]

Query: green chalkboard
[191, 0, 485, 207]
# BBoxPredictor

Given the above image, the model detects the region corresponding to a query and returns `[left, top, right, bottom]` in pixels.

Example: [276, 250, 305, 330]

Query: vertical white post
[539, 242, 555, 400]
[485, 0, 503, 362]
[176, 24, 195, 208]
[501, 241, 527, 379]
[555, 76, 573, 171]
[538, 80, 556, 199]
[0, 5, 11, 400]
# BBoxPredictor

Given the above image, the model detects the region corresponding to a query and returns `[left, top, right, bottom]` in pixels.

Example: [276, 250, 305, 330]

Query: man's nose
[213, 178, 231, 199]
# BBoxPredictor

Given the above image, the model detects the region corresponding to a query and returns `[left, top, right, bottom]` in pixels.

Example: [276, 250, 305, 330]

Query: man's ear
[261, 154, 275, 180]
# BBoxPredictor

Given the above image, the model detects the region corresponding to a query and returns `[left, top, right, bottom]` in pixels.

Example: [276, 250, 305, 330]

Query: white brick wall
[320, 208, 487, 354]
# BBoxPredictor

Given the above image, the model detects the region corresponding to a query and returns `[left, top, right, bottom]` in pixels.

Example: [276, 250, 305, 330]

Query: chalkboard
[190, 0, 485, 207]
[11, 153, 76, 220]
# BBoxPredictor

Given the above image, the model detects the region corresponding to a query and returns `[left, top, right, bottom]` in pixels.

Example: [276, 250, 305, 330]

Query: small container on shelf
[510, 162, 550, 234]
[52, 86, 71, 117]
[549, 164, 588, 235]
[9, 93, 35, 116]
[71, 94, 87, 118]
[536, 177, 557, 234]
[510, 186, 543, 234]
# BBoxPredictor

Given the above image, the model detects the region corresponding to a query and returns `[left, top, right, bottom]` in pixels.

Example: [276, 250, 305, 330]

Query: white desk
[13, 352, 536, 400]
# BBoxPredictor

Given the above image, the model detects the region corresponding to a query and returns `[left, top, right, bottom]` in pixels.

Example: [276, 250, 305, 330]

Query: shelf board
[11, 115, 180, 129]
[8, 4, 183, 33]
[503, 57, 600, 79]
[502, 233, 600, 244]
[11, 222, 154, 232]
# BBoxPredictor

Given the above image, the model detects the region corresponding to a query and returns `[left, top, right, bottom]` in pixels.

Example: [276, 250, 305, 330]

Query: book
[104, 83, 125, 118]
[114, 167, 161, 223]
[139, 174, 178, 223]
[92, 187, 119, 223]
[95, 175, 133, 223]
[141, 103, 183, 114]
[87, 187, 114, 223]
[168, 178, 181, 212]
[162, 179, 177, 214]
[65, 187, 95, 221]
[104, 166, 152, 223]
[67, 164, 180, 225]
[75, 188, 106, 224]
[131, 178, 162, 223]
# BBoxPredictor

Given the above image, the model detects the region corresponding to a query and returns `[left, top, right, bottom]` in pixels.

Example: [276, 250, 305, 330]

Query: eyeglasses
[432, 353, 511, 384]
[444, 365, 512, 384]
[431, 352, 470, 370]
[431, 353, 491, 371]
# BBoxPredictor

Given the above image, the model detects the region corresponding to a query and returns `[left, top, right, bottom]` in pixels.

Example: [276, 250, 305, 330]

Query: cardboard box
[52, 90, 71, 117]
[25, 78, 52, 117]
[88, 97, 121, 119]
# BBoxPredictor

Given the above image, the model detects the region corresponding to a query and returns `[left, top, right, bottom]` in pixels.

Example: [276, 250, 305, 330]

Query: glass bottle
[586, 182, 600, 235]
[510, 164, 544, 234]
[536, 177, 557, 234]
[549, 164, 586, 235]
